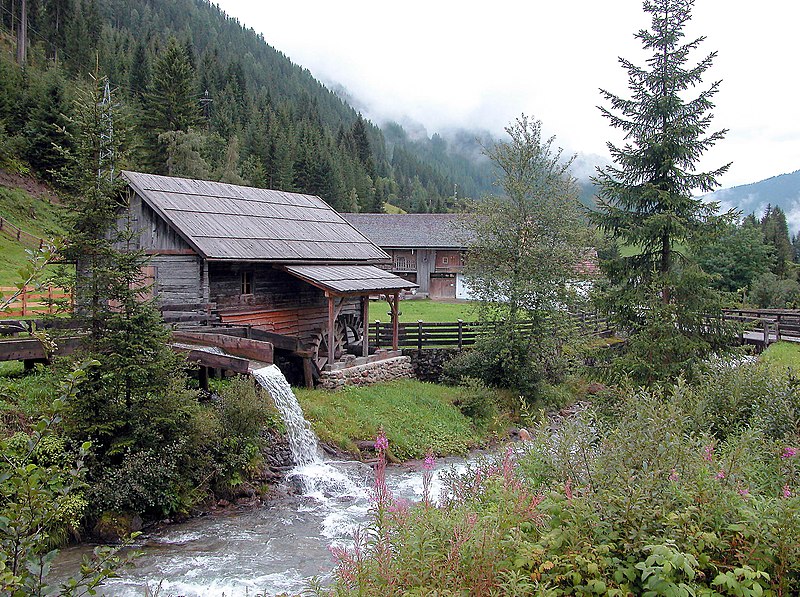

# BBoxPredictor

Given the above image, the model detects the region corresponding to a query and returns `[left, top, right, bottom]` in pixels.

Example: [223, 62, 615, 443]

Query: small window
[442, 256, 449, 265]
[241, 271, 253, 295]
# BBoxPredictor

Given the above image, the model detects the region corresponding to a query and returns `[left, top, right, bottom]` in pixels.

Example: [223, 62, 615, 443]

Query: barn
[342, 213, 475, 299]
[118, 171, 416, 380]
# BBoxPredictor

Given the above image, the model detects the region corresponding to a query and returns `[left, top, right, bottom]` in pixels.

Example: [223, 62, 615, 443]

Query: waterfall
[252, 365, 322, 467]
[252, 365, 369, 497]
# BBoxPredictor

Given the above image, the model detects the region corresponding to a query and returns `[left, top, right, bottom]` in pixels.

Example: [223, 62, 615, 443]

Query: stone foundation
[403, 348, 461, 382]
[319, 355, 414, 390]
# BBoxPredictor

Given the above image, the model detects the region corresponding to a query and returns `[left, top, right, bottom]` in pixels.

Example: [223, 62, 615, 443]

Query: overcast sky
[214, 0, 799, 189]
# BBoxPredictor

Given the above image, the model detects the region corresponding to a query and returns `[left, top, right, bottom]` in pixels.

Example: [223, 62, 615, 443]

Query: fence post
[374, 320, 381, 349]
[458, 319, 463, 350]
[417, 320, 423, 352]
[763, 320, 769, 346]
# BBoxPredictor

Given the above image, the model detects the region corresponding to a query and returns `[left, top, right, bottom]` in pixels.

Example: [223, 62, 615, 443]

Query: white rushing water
[252, 365, 322, 467]
[51, 366, 478, 596]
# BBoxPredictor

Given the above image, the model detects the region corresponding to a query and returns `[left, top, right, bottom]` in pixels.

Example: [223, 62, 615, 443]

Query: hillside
[0, 0, 494, 214]
[706, 170, 800, 231]
[0, 176, 69, 285]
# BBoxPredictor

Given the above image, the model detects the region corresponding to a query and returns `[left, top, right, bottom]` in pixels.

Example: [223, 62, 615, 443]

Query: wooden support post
[763, 320, 770, 346]
[303, 357, 314, 389]
[374, 320, 381, 349]
[198, 366, 209, 391]
[417, 320, 423, 352]
[391, 292, 400, 351]
[457, 319, 463, 350]
[327, 293, 335, 369]
[361, 296, 369, 357]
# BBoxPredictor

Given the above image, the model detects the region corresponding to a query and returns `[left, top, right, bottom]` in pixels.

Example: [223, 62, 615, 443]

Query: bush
[324, 364, 800, 595]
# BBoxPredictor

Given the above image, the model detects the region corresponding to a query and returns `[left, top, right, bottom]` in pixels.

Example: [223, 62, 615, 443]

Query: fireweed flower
[422, 450, 435, 507]
[702, 445, 714, 462]
[738, 488, 750, 498]
[375, 429, 389, 453]
[782, 446, 797, 459]
[783, 484, 792, 498]
[669, 469, 680, 482]
[716, 470, 726, 480]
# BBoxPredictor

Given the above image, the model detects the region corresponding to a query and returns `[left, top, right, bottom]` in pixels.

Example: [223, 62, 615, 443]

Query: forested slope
[0, 0, 495, 212]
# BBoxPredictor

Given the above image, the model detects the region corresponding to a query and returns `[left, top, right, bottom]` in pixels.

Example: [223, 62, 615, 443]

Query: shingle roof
[122, 171, 389, 262]
[341, 213, 475, 249]
[283, 265, 417, 294]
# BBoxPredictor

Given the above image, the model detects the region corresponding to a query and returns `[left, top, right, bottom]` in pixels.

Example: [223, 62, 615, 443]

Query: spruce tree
[760, 205, 792, 277]
[590, 0, 733, 381]
[59, 74, 194, 517]
[140, 36, 199, 173]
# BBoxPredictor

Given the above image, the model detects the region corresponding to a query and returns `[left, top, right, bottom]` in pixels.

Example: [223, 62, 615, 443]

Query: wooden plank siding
[210, 264, 359, 346]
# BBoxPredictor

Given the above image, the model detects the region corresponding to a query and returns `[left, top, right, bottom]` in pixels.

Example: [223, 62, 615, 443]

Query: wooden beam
[180, 349, 251, 374]
[361, 296, 369, 357]
[327, 294, 335, 369]
[303, 357, 314, 389]
[387, 292, 400, 351]
[171, 331, 273, 364]
[0, 336, 82, 361]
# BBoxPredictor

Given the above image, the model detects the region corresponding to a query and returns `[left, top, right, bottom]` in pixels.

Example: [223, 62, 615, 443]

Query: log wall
[210, 264, 360, 346]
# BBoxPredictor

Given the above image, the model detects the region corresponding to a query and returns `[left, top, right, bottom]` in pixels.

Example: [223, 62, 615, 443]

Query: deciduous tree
[449, 115, 583, 399]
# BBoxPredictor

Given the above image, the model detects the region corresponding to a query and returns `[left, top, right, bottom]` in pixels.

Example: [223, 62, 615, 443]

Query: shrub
[324, 365, 800, 595]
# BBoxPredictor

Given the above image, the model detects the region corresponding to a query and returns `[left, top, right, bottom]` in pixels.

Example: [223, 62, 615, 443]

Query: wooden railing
[370, 311, 610, 350]
[722, 309, 800, 345]
[0, 216, 51, 250]
[393, 255, 417, 271]
[0, 286, 73, 317]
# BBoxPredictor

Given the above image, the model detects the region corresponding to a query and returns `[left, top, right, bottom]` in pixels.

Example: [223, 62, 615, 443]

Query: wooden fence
[0, 286, 72, 317]
[722, 309, 800, 345]
[370, 311, 610, 350]
[0, 216, 50, 250]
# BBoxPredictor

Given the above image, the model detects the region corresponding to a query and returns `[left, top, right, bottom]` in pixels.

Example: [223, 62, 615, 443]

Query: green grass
[295, 379, 485, 460]
[369, 298, 476, 323]
[759, 341, 800, 369]
[0, 186, 69, 286]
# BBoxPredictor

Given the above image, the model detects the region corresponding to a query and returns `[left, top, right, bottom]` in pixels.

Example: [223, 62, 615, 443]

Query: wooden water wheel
[310, 319, 347, 371]
[339, 313, 364, 350]
[309, 313, 365, 371]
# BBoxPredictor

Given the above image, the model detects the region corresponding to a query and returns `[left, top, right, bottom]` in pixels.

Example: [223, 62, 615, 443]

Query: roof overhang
[282, 265, 418, 296]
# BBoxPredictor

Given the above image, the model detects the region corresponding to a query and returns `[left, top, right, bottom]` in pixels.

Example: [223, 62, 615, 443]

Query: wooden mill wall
[209, 263, 359, 346]
[114, 192, 204, 307]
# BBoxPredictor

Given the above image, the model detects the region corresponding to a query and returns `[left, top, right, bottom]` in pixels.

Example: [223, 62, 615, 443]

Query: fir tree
[140, 36, 199, 173]
[58, 73, 193, 517]
[760, 204, 792, 277]
[590, 0, 733, 382]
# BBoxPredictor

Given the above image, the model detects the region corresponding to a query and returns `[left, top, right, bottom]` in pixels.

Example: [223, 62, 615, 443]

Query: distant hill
[705, 170, 800, 232]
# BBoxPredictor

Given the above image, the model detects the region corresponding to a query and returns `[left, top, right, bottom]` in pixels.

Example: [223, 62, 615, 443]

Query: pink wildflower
[669, 469, 679, 482]
[782, 446, 797, 459]
[716, 470, 726, 480]
[738, 488, 750, 498]
[565, 478, 573, 501]
[422, 450, 435, 507]
[702, 444, 714, 462]
[375, 429, 388, 453]
[783, 485, 792, 499]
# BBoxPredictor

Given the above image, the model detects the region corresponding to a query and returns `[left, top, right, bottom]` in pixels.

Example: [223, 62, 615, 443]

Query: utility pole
[16, 0, 27, 65]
